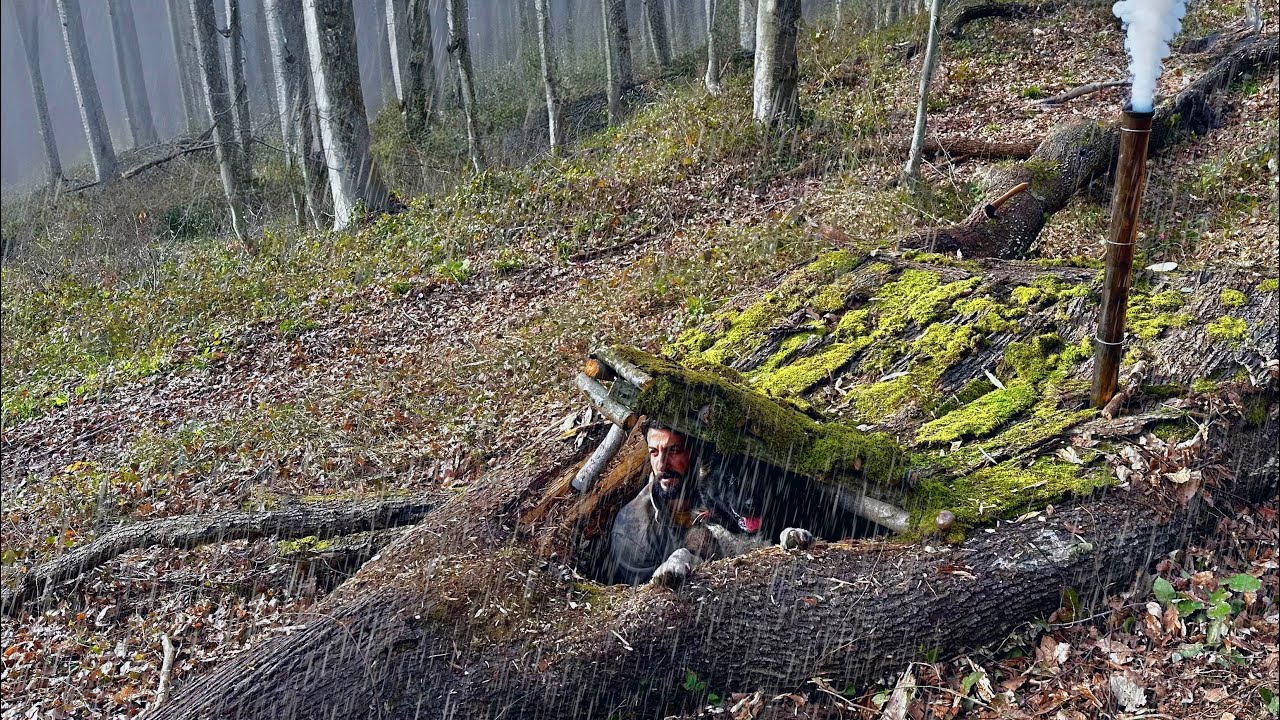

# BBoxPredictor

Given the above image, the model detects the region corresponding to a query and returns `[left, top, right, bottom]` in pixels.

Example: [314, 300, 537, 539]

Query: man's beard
[654, 471, 686, 500]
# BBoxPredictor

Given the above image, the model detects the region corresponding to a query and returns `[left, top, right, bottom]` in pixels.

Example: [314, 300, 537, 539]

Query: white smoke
[1113, 0, 1188, 112]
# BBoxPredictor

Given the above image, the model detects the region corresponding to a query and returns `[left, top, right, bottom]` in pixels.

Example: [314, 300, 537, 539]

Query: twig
[140, 633, 176, 718]
[1037, 80, 1129, 106]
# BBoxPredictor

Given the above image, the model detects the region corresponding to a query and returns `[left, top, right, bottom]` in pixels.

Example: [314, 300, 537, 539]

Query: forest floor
[2, 2, 1277, 718]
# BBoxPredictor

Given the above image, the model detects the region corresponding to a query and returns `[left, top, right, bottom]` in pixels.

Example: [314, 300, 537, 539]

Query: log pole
[571, 423, 630, 493]
[1092, 108, 1153, 408]
[574, 373, 637, 428]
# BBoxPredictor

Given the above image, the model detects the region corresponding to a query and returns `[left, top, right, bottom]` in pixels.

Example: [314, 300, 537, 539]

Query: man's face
[646, 427, 692, 499]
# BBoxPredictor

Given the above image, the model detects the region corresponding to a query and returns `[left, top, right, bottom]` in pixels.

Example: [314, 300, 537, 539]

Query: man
[608, 420, 699, 585]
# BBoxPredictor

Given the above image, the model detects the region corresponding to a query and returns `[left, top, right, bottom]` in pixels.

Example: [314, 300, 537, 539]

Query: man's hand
[651, 548, 699, 589]
[779, 527, 814, 551]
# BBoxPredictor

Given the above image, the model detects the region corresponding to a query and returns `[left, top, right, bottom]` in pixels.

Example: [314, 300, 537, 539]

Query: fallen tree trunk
[149, 257, 1278, 718]
[901, 32, 1279, 258]
[1, 495, 437, 616]
[150, 392, 1276, 719]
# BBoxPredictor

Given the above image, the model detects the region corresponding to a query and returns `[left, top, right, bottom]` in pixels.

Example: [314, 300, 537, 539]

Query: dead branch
[1, 495, 437, 617]
[948, 2, 1059, 38]
[1037, 80, 1129, 106]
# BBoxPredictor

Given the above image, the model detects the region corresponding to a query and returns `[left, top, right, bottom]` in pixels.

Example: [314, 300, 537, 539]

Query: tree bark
[107, 0, 159, 147]
[534, 0, 562, 151]
[752, 0, 801, 126]
[56, 0, 119, 183]
[601, 0, 634, 124]
[902, 0, 942, 183]
[249, 0, 280, 125]
[901, 32, 1279, 258]
[739, 0, 756, 54]
[225, 0, 254, 158]
[403, 0, 439, 140]
[705, 0, 722, 94]
[304, 0, 393, 229]
[264, 0, 328, 229]
[12, 0, 63, 186]
[190, 0, 249, 243]
[644, 0, 673, 69]
[2, 496, 437, 617]
[167, 0, 206, 134]
[386, 0, 410, 102]
[446, 0, 486, 173]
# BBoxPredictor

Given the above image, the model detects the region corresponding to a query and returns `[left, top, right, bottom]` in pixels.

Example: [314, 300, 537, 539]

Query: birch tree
[304, 0, 393, 228]
[225, 0, 253, 157]
[446, 0, 486, 173]
[250, 0, 279, 123]
[403, 0, 439, 139]
[534, 0, 561, 151]
[903, 0, 943, 184]
[107, 0, 159, 147]
[643, 0, 672, 69]
[190, 0, 249, 243]
[705, 0, 721, 94]
[386, 0, 410, 102]
[13, 0, 63, 186]
[739, 0, 756, 54]
[264, 0, 327, 228]
[56, 0, 119, 182]
[167, 0, 204, 133]
[752, 0, 801, 127]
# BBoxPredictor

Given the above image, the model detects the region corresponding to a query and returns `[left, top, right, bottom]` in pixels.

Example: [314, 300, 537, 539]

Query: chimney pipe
[1092, 107, 1154, 409]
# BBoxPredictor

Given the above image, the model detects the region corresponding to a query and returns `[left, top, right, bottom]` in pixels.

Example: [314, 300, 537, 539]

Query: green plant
[437, 258, 472, 284]
[1021, 85, 1045, 99]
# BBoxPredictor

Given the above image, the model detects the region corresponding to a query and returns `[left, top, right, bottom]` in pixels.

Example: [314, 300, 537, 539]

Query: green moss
[1148, 290, 1185, 312]
[688, 251, 870, 366]
[952, 295, 1022, 334]
[844, 325, 980, 423]
[757, 339, 867, 397]
[1192, 378, 1218, 393]
[916, 382, 1038, 444]
[1219, 289, 1247, 308]
[1152, 420, 1196, 442]
[1206, 316, 1248, 346]
[1258, 278, 1279, 293]
[1128, 290, 1193, 342]
[911, 457, 1107, 532]
[616, 346, 904, 486]
[276, 535, 337, 554]
[1009, 276, 1091, 308]
[1001, 334, 1064, 383]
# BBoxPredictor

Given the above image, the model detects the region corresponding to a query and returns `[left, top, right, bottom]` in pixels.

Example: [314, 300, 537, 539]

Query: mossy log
[150, 254, 1278, 720]
[900, 32, 1278, 259]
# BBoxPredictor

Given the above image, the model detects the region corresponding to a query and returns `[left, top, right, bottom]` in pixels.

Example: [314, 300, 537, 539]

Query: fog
[1, 0, 835, 192]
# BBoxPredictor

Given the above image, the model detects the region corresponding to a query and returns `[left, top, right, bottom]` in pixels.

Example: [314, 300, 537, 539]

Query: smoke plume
[1112, 0, 1188, 112]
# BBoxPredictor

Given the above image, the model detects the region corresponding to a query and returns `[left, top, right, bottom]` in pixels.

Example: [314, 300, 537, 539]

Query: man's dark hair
[639, 418, 679, 437]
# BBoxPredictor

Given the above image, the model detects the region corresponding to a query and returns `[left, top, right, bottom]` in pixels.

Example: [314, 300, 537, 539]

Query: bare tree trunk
[249, 0, 279, 126]
[304, 0, 393, 228]
[264, 0, 328, 229]
[604, 0, 634, 85]
[13, 0, 63, 186]
[403, 0, 439, 139]
[189, 0, 249, 244]
[902, 0, 942, 184]
[705, 0, 721, 93]
[225, 0, 253, 158]
[739, 0, 756, 54]
[446, 0, 486, 173]
[56, 0, 119, 183]
[643, 0, 673, 69]
[376, 0, 397, 103]
[534, 0, 561, 151]
[107, 0, 159, 147]
[752, 0, 801, 127]
[386, 0, 409, 102]
[167, 0, 205, 133]
[601, 0, 632, 124]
